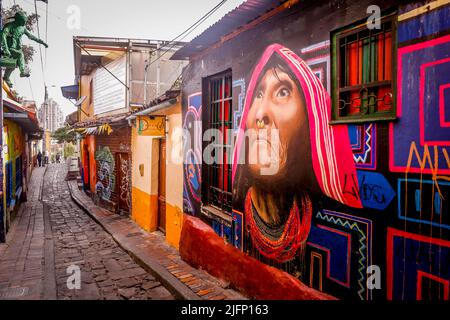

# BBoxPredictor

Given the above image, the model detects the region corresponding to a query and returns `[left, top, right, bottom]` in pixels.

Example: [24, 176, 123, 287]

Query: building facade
[175, 0, 450, 300]
[1, 84, 42, 241]
[38, 98, 64, 132]
[69, 37, 186, 220]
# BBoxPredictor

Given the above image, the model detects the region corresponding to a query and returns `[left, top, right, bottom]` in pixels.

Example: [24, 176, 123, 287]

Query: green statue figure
[1, 11, 48, 88]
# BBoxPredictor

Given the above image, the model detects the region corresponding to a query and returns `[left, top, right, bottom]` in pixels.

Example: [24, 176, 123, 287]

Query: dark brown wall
[96, 125, 132, 214]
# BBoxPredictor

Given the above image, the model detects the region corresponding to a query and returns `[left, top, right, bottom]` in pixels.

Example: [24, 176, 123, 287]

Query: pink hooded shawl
[232, 43, 362, 209]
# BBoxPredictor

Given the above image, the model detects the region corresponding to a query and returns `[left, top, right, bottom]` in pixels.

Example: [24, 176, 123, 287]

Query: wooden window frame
[331, 11, 398, 124]
[201, 70, 233, 215]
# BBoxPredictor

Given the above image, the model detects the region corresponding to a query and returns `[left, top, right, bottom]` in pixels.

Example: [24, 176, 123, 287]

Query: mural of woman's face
[246, 66, 309, 187]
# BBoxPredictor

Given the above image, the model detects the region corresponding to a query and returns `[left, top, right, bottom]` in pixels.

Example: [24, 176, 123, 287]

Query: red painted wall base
[179, 214, 337, 300]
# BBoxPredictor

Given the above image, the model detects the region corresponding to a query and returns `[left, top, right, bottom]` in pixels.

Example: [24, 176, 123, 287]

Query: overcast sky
[4, 0, 246, 117]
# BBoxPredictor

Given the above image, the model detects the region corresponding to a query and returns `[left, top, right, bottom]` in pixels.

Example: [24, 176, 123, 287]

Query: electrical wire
[146, 0, 229, 69]
[45, 0, 48, 68]
[28, 77, 35, 101]
[33, 0, 46, 85]
[160, 0, 228, 50]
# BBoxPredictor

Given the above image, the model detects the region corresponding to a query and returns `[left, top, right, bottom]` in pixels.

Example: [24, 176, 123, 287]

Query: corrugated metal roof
[172, 0, 286, 60]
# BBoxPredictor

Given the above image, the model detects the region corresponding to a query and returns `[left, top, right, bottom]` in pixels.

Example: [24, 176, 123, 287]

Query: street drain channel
[0, 287, 29, 299]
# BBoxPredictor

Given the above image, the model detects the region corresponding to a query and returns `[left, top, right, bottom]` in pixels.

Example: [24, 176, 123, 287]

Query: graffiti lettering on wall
[95, 147, 115, 201]
[357, 171, 395, 210]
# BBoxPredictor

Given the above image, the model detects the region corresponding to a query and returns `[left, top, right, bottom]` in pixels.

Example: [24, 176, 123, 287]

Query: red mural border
[416, 270, 449, 300]
[439, 84, 450, 127]
[307, 224, 352, 288]
[419, 57, 450, 146]
[389, 34, 450, 174]
[386, 227, 450, 300]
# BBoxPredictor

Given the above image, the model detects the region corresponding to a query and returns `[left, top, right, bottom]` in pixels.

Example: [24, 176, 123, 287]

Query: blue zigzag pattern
[315, 211, 368, 300]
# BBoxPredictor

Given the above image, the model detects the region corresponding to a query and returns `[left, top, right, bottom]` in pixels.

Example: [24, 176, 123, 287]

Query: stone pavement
[0, 164, 176, 300]
[0, 167, 45, 299]
[68, 173, 246, 300]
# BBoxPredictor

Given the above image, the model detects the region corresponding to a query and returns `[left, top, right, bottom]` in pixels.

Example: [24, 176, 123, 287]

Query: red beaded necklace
[245, 188, 313, 263]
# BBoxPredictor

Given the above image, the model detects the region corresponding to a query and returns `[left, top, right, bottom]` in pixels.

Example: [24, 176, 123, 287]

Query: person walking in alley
[37, 151, 42, 167]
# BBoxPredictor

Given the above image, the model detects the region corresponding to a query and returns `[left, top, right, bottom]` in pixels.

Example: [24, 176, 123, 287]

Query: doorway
[116, 152, 131, 214]
[158, 138, 166, 233]
[84, 144, 90, 190]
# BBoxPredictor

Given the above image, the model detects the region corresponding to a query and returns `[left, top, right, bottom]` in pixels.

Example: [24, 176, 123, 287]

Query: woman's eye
[256, 91, 263, 99]
[277, 88, 290, 98]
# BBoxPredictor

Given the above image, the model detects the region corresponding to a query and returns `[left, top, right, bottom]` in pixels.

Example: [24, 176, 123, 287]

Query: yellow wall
[130, 101, 184, 249]
[45, 130, 51, 154]
[165, 111, 183, 248]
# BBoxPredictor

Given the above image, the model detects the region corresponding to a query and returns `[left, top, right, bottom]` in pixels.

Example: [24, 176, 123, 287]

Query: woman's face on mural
[246, 66, 309, 186]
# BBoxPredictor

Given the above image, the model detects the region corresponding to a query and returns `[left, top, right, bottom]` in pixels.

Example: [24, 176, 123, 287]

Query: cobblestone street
[0, 164, 174, 300]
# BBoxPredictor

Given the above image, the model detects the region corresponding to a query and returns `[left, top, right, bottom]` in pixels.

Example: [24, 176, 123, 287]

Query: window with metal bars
[202, 71, 233, 214]
[331, 12, 397, 123]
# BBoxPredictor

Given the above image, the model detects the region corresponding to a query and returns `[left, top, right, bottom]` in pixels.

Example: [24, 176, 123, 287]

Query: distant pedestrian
[56, 153, 61, 163]
[37, 151, 42, 167]
[44, 154, 49, 166]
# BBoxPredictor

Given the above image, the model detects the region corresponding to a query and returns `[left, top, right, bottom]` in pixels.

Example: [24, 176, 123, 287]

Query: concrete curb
[66, 180, 200, 301]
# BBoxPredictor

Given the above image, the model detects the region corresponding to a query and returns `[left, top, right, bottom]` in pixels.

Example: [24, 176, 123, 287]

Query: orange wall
[130, 102, 183, 249]
[131, 187, 158, 232]
[131, 126, 160, 232]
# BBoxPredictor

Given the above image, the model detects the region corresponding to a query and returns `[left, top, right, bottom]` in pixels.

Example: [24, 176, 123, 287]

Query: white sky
[4, 0, 246, 117]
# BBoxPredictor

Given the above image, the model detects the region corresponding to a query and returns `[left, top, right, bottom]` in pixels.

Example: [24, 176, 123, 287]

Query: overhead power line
[74, 40, 130, 90]
[145, 0, 229, 70]
[33, 0, 46, 85]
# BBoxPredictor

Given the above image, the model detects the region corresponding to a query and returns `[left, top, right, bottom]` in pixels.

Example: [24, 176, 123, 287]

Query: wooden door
[117, 153, 131, 214]
[158, 139, 166, 233]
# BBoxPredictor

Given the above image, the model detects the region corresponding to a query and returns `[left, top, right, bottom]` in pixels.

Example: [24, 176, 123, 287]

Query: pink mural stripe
[420, 57, 450, 146]
[439, 84, 450, 127]
[389, 34, 450, 174]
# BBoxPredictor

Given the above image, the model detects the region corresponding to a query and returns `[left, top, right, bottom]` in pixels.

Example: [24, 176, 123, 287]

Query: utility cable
[145, 0, 228, 70]
[33, 0, 46, 85]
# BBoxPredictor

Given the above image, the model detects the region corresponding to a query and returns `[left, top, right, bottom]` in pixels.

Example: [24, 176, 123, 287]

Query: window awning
[61, 84, 79, 100]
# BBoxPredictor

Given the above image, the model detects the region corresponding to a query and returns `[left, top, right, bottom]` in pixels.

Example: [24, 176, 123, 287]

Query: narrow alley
[1, 0, 448, 305]
[0, 164, 174, 300]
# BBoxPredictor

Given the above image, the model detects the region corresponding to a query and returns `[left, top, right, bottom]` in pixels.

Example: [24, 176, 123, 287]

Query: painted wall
[180, 0, 450, 300]
[131, 126, 159, 231]
[165, 109, 184, 248]
[87, 135, 97, 194]
[131, 103, 184, 248]
[94, 126, 132, 214]
[80, 74, 94, 121]
[3, 120, 25, 205]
